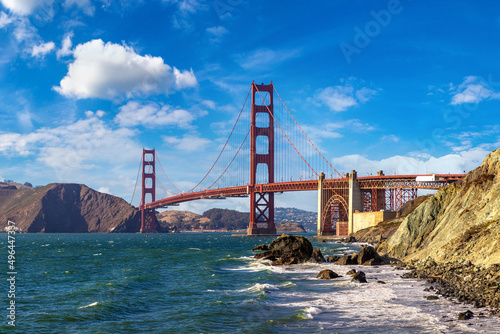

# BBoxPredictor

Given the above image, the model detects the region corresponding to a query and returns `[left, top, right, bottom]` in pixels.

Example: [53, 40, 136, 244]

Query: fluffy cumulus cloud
[316, 80, 377, 112]
[31, 41, 54, 57]
[56, 32, 73, 58]
[450, 75, 500, 105]
[163, 134, 211, 152]
[0, 0, 51, 15]
[54, 39, 198, 100]
[114, 101, 195, 128]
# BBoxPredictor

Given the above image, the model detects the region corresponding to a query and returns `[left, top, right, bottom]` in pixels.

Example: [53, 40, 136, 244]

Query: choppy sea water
[2, 233, 500, 333]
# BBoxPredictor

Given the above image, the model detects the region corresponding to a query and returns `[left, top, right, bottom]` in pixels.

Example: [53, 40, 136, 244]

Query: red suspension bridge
[134, 82, 465, 236]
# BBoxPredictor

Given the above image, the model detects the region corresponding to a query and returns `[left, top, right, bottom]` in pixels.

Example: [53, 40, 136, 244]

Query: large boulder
[254, 234, 314, 265]
[317, 270, 340, 279]
[357, 245, 383, 265]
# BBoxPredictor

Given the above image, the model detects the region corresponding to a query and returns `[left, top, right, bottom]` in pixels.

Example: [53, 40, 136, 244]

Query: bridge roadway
[145, 174, 465, 209]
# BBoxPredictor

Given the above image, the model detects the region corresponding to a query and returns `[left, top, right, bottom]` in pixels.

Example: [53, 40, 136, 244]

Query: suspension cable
[155, 151, 181, 194]
[273, 85, 343, 178]
[130, 154, 143, 205]
[206, 128, 250, 190]
[185, 86, 251, 193]
[255, 85, 319, 177]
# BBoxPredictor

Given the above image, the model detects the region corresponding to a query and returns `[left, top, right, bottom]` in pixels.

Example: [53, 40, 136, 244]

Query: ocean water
[2, 233, 500, 333]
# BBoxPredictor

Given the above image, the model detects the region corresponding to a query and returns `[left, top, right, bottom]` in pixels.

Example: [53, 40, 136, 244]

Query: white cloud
[56, 32, 73, 58]
[98, 187, 110, 194]
[381, 134, 400, 143]
[206, 25, 228, 43]
[0, 11, 14, 27]
[54, 39, 197, 100]
[450, 75, 500, 105]
[163, 134, 211, 152]
[316, 80, 378, 112]
[0, 0, 51, 16]
[31, 41, 54, 57]
[234, 48, 301, 70]
[331, 146, 491, 177]
[173, 67, 197, 89]
[114, 101, 195, 128]
[63, 0, 94, 16]
[0, 115, 141, 175]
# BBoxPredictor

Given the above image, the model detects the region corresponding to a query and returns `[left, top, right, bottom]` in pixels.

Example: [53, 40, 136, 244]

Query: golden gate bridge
[132, 82, 465, 236]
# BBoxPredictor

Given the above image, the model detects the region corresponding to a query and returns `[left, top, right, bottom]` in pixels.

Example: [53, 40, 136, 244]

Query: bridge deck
[145, 174, 465, 209]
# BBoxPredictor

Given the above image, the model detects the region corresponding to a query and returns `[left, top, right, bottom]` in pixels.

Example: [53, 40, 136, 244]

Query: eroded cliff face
[0, 183, 140, 233]
[379, 148, 500, 267]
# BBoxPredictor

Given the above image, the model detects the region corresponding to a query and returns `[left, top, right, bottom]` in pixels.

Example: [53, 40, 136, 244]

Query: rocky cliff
[379, 148, 500, 267]
[0, 183, 140, 233]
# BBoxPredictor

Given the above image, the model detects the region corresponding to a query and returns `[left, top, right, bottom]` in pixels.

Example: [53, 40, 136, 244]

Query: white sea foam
[242, 283, 279, 293]
[259, 260, 500, 332]
[78, 301, 99, 309]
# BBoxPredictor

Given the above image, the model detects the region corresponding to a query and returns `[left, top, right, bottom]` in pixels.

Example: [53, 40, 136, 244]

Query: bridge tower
[247, 82, 277, 235]
[140, 148, 157, 233]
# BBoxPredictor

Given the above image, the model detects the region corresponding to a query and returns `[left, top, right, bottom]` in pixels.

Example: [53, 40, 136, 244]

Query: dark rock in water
[346, 269, 356, 276]
[377, 280, 386, 284]
[351, 253, 358, 264]
[320, 239, 326, 243]
[253, 244, 269, 251]
[352, 271, 367, 283]
[336, 255, 354, 265]
[309, 248, 326, 263]
[317, 269, 340, 279]
[347, 236, 356, 243]
[425, 295, 439, 300]
[263, 234, 314, 265]
[326, 255, 340, 262]
[357, 245, 383, 265]
[254, 251, 274, 260]
[458, 310, 474, 320]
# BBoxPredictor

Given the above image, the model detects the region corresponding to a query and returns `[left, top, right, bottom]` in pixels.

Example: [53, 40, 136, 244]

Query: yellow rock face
[380, 148, 500, 268]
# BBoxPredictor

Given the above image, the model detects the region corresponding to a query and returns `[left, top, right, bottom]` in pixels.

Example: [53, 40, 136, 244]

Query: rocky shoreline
[254, 234, 500, 321]
[401, 259, 500, 317]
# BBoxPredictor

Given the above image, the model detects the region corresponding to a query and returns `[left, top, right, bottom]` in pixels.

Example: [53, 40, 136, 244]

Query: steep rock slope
[380, 149, 500, 267]
[0, 183, 140, 233]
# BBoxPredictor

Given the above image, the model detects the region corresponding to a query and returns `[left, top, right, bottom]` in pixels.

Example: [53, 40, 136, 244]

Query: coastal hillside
[0, 183, 140, 233]
[157, 208, 306, 233]
[379, 148, 500, 267]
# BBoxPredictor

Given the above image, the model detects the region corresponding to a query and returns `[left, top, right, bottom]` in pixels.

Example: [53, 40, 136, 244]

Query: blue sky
[0, 0, 499, 213]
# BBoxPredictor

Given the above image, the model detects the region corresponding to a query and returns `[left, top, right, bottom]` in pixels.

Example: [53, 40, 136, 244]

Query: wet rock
[336, 255, 354, 265]
[425, 295, 439, 300]
[458, 310, 474, 320]
[317, 269, 340, 279]
[252, 244, 268, 251]
[309, 248, 326, 263]
[346, 269, 356, 276]
[377, 280, 386, 284]
[326, 255, 340, 263]
[254, 251, 275, 260]
[352, 271, 367, 283]
[357, 245, 383, 265]
[261, 234, 313, 265]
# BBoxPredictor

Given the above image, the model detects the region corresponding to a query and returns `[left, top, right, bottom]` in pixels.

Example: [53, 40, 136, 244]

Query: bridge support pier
[140, 148, 157, 233]
[247, 82, 277, 235]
